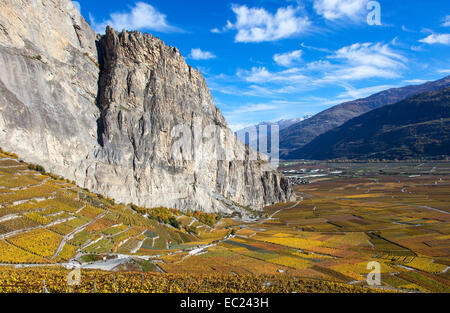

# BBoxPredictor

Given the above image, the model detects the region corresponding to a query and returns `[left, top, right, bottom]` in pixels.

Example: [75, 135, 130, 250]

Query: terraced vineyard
[0, 149, 223, 268]
[0, 148, 449, 293]
[157, 162, 450, 293]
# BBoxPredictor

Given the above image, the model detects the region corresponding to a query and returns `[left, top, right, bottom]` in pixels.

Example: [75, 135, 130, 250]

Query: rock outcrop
[0, 0, 294, 213]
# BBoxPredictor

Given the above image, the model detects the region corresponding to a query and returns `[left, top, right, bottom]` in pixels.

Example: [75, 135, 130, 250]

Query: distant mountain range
[286, 87, 450, 160]
[237, 116, 312, 134]
[236, 116, 311, 149]
[279, 76, 450, 159]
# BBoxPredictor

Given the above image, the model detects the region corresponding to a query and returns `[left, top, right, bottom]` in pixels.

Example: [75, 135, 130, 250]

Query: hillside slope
[0, 147, 233, 266]
[288, 87, 450, 160]
[280, 76, 450, 159]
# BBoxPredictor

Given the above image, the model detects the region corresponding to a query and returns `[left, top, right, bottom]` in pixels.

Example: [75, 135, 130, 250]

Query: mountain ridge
[287, 87, 450, 160]
[279, 76, 450, 159]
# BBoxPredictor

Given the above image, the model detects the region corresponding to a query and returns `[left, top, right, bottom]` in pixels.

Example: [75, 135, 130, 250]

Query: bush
[168, 216, 180, 229]
[27, 164, 46, 175]
[183, 225, 198, 235]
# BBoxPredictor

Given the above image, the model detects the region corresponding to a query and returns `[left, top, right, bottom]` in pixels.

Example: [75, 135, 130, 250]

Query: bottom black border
[1, 293, 447, 312]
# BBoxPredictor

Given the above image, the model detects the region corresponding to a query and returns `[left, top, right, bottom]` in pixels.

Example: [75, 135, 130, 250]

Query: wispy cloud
[228, 103, 279, 115]
[273, 50, 303, 67]
[224, 100, 311, 131]
[189, 48, 216, 60]
[300, 43, 332, 53]
[230, 42, 406, 99]
[401, 25, 415, 33]
[419, 33, 450, 45]
[332, 43, 405, 69]
[443, 15, 450, 27]
[89, 2, 181, 34]
[321, 42, 406, 81]
[403, 79, 428, 84]
[215, 4, 310, 43]
[336, 84, 397, 99]
[313, 0, 369, 21]
[238, 67, 309, 84]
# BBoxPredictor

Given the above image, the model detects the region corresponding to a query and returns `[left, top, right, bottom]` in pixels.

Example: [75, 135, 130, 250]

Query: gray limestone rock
[0, 0, 294, 213]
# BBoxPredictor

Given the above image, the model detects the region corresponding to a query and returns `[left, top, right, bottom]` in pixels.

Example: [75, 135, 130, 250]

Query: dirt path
[257, 199, 302, 224]
[51, 212, 107, 260]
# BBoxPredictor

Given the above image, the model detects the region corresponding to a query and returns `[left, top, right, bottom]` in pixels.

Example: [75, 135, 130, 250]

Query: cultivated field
[0, 150, 220, 268]
[0, 148, 448, 293]
[157, 162, 450, 293]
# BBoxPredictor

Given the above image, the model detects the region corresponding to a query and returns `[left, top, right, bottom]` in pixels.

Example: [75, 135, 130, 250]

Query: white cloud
[228, 123, 253, 132]
[224, 102, 280, 131]
[438, 69, 450, 74]
[219, 5, 310, 43]
[320, 42, 406, 81]
[189, 48, 216, 60]
[322, 65, 396, 81]
[238, 67, 309, 84]
[213, 41, 405, 103]
[273, 50, 303, 67]
[401, 25, 415, 33]
[236, 42, 405, 95]
[419, 33, 450, 45]
[403, 79, 428, 84]
[313, 0, 368, 21]
[304, 60, 337, 71]
[224, 100, 308, 131]
[300, 43, 332, 53]
[443, 15, 450, 27]
[411, 45, 424, 52]
[336, 84, 397, 99]
[89, 2, 180, 34]
[230, 103, 279, 114]
[332, 43, 406, 69]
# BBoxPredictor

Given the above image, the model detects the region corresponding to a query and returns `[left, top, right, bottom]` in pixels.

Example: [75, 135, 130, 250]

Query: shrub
[183, 225, 198, 235]
[27, 164, 46, 175]
[168, 216, 180, 229]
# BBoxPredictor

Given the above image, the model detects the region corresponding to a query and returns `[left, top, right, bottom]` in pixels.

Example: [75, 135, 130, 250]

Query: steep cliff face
[0, 0, 294, 213]
[89, 27, 294, 212]
[0, 0, 100, 181]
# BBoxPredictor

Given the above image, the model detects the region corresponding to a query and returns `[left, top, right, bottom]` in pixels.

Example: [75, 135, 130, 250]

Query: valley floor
[155, 162, 450, 293]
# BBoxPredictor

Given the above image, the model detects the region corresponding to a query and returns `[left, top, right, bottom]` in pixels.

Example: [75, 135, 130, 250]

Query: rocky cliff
[0, 0, 294, 213]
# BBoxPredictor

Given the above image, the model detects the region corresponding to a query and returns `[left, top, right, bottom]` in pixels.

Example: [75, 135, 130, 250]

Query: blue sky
[75, 0, 450, 131]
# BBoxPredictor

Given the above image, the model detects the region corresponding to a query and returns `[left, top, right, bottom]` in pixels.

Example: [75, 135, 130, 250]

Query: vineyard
[0, 149, 449, 293]
[155, 162, 450, 293]
[0, 267, 386, 293]
[0, 150, 223, 268]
